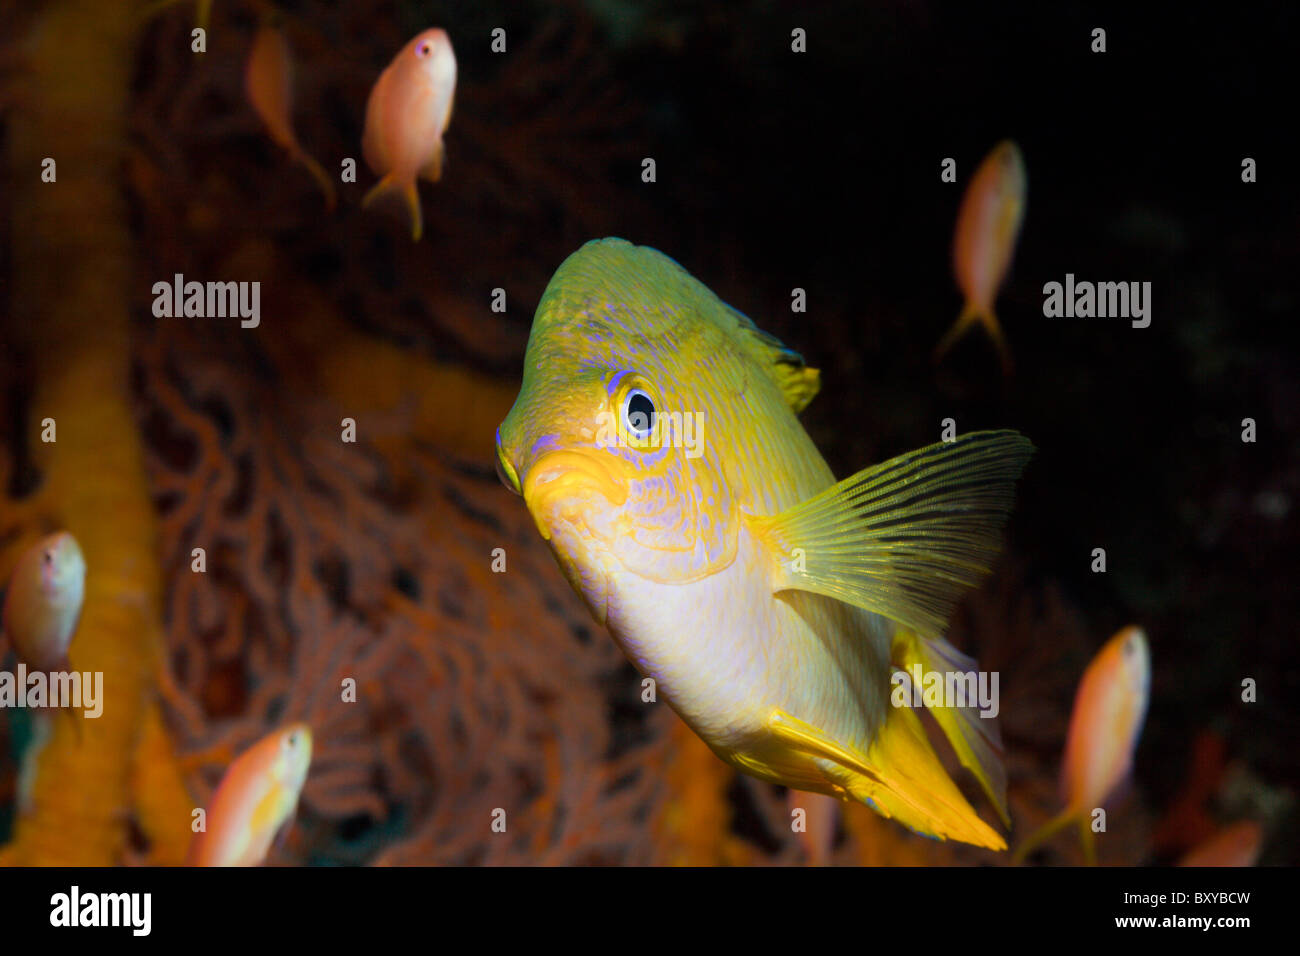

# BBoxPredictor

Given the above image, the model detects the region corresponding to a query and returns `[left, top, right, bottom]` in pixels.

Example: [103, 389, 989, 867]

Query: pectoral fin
[893, 627, 1009, 825]
[754, 429, 1034, 640]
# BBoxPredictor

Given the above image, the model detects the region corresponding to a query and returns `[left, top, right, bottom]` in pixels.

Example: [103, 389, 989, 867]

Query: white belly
[603, 525, 894, 780]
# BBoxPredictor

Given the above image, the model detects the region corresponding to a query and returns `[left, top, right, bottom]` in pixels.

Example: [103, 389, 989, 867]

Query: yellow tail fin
[1011, 808, 1076, 864]
[294, 150, 337, 212]
[857, 703, 1007, 849]
[362, 173, 422, 241]
[769, 706, 1006, 850]
[935, 303, 1012, 373]
[893, 627, 1009, 825]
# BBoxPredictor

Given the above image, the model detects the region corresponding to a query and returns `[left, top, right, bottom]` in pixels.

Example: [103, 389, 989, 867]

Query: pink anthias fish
[244, 21, 337, 209]
[1177, 820, 1263, 867]
[1, 531, 86, 672]
[935, 140, 1027, 373]
[788, 789, 840, 866]
[1014, 626, 1151, 864]
[187, 723, 313, 867]
[361, 28, 457, 242]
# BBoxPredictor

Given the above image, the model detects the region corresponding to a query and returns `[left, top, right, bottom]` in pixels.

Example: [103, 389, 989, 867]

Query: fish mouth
[518, 449, 619, 624]
[520, 449, 627, 540]
[494, 427, 521, 495]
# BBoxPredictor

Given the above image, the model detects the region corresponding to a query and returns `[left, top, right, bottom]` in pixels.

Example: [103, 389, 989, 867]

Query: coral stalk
[1, 0, 191, 865]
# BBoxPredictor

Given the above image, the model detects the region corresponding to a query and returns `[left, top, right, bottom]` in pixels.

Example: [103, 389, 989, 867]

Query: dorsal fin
[725, 304, 821, 413]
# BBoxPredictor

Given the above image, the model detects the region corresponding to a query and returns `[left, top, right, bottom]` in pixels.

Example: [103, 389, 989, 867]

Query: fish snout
[521, 450, 628, 515]
[494, 427, 522, 495]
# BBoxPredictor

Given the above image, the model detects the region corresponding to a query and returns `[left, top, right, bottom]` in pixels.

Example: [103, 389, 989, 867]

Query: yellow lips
[494, 431, 521, 495]
[521, 449, 627, 540]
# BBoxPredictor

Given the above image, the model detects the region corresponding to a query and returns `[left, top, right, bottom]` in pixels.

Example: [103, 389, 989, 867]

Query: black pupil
[418, 43, 429, 56]
[627, 393, 655, 431]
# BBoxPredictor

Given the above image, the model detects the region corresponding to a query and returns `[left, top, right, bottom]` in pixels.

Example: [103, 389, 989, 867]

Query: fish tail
[362, 173, 423, 241]
[933, 303, 980, 360]
[892, 627, 1009, 826]
[934, 303, 1013, 373]
[848, 704, 1007, 850]
[295, 150, 337, 211]
[766, 707, 1003, 849]
[1011, 808, 1077, 864]
[1079, 816, 1098, 866]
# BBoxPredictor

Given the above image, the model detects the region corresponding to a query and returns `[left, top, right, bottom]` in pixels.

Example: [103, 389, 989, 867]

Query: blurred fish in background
[362, 27, 458, 240]
[935, 140, 1026, 373]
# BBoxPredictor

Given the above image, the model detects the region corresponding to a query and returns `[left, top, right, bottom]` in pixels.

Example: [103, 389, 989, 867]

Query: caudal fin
[893, 628, 1009, 825]
[770, 705, 1006, 850]
[857, 703, 1007, 849]
[362, 173, 422, 241]
[1011, 808, 1076, 864]
[934, 303, 1013, 374]
[294, 150, 337, 211]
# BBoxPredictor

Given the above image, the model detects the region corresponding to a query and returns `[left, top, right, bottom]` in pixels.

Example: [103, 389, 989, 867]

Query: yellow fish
[244, 19, 337, 210]
[1013, 626, 1151, 864]
[496, 239, 1034, 848]
[936, 140, 1027, 372]
[2, 531, 85, 672]
[187, 723, 313, 867]
[361, 28, 457, 242]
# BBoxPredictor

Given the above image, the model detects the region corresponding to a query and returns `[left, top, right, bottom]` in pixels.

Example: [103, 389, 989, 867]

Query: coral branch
[1, 0, 192, 865]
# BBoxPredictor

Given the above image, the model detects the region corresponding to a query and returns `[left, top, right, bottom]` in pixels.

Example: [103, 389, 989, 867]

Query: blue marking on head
[529, 434, 561, 456]
[606, 368, 634, 397]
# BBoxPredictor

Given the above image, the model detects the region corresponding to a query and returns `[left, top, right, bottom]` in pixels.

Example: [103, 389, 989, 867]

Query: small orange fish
[1014, 626, 1150, 864]
[788, 789, 839, 866]
[936, 140, 1026, 372]
[244, 21, 336, 209]
[2, 531, 85, 672]
[361, 28, 457, 241]
[1177, 820, 1263, 867]
[187, 723, 313, 867]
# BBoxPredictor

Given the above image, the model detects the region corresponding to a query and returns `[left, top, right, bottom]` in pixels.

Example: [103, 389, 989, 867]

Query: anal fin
[767, 707, 1006, 851]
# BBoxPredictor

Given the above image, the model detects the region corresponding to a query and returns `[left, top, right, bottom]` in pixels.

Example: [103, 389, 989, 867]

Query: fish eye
[622, 389, 656, 440]
[42, 550, 54, 565]
[416, 41, 432, 58]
